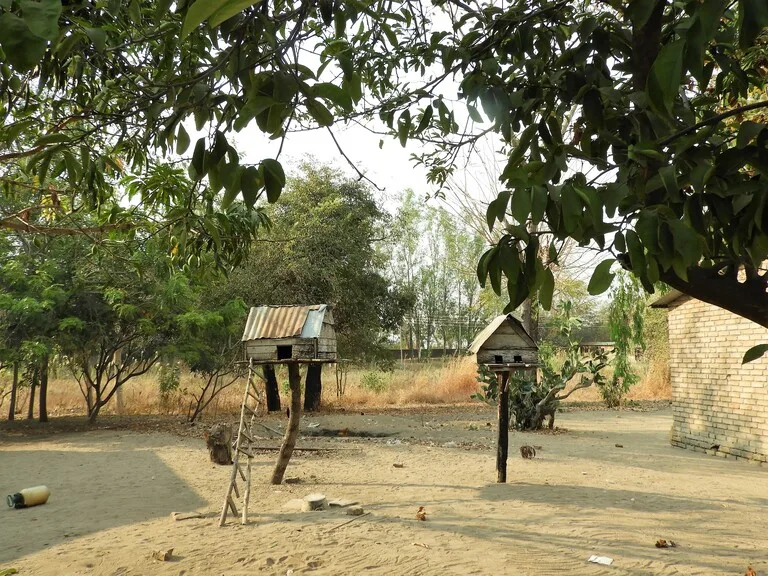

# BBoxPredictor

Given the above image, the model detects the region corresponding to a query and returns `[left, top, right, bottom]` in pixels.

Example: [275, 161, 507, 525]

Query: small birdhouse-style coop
[469, 313, 539, 486]
[241, 304, 337, 363]
[469, 313, 538, 368]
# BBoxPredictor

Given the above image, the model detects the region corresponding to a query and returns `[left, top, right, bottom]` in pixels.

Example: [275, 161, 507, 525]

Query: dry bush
[324, 357, 481, 408]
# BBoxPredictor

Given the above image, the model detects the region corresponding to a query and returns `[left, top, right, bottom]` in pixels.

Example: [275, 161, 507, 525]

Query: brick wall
[668, 296, 768, 462]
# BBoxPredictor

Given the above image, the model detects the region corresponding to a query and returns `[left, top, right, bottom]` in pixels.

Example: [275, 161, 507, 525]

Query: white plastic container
[6, 485, 50, 509]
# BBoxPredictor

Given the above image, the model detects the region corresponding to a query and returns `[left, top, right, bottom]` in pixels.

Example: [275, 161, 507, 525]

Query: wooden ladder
[219, 360, 261, 526]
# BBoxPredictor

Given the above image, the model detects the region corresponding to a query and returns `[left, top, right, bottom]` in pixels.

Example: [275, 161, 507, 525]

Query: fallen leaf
[393, 463, 404, 468]
[745, 567, 757, 576]
[615, 443, 624, 448]
[416, 506, 426, 521]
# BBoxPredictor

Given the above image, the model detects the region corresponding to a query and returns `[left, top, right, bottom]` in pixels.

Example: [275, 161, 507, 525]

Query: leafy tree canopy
[1, 0, 767, 329]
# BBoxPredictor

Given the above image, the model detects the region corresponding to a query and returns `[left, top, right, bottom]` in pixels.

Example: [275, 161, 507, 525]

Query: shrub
[360, 371, 386, 393]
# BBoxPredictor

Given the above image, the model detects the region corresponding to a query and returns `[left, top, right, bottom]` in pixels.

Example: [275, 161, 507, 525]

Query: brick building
[652, 291, 768, 462]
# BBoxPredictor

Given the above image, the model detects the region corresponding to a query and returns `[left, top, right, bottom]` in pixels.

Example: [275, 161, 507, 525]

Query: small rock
[284, 477, 301, 484]
[151, 548, 173, 562]
[345, 506, 364, 516]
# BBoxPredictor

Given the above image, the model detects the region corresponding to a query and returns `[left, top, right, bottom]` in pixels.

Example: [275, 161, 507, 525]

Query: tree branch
[660, 100, 768, 147]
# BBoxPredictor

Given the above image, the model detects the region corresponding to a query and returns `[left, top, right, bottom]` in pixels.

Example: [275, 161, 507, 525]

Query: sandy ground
[1, 407, 766, 576]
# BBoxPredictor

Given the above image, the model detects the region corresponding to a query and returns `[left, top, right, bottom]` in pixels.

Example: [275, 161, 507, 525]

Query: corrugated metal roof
[468, 313, 536, 353]
[242, 305, 328, 341]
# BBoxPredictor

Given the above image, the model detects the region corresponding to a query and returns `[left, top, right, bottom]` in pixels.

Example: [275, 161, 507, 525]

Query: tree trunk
[38, 355, 49, 423]
[271, 364, 302, 484]
[26, 367, 38, 420]
[8, 361, 19, 421]
[496, 372, 510, 483]
[263, 364, 281, 412]
[522, 297, 539, 342]
[303, 363, 322, 412]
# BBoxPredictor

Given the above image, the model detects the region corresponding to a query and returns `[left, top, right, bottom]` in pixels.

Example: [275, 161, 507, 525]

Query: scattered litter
[170, 511, 204, 521]
[393, 463, 405, 468]
[520, 445, 536, 459]
[655, 539, 677, 549]
[152, 548, 174, 562]
[386, 439, 402, 445]
[615, 443, 624, 448]
[443, 441, 458, 448]
[416, 506, 427, 521]
[745, 567, 757, 576]
[307, 422, 320, 428]
[587, 555, 613, 566]
[412, 542, 430, 549]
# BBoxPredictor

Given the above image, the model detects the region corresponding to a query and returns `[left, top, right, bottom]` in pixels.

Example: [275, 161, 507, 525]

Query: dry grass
[1, 355, 671, 421]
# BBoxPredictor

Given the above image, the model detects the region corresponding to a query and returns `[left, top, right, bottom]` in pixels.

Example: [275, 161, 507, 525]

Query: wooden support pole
[271, 363, 302, 484]
[496, 371, 510, 483]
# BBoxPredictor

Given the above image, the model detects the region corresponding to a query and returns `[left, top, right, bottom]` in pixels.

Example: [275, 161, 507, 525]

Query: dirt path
[1, 408, 765, 575]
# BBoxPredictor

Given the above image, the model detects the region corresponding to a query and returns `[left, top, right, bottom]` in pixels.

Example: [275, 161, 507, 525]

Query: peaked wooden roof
[468, 314, 537, 353]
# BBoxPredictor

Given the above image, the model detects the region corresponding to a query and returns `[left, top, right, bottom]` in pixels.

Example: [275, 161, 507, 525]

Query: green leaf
[486, 191, 510, 231]
[0, 13, 47, 72]
[84, 28, 107, 52]
[738, 0, 768, 49]
[181, 0, 221, 38]
[261, 158, 285, 203]
[416, 105, 433, 133]
[626, 0, 660, 30]
[240, 166, 262, 207]
[658, 165, 678, 197]
[625, 229, 646, 271]
[176, 124, 190, 155]
[305, 99, 334, 126]
[742, 343, 768, 364]
[647, 39, 685, 116]
[510, 188, 531, 224]
[538, 267, 555, 311]
[587, 259, 616, 295]
[737, 121, 764, 149]
[35, 133, 70, 145]
[20, 0, 61, 41]
[582, 89, 603, 128]
[190, 137, 206, 180]
[397, 110, 411, 147]
[467, 103, 483, 123]
[477, 247, 496, 286]
[221, 185, 238, 209]
[209, 0, 262, 28]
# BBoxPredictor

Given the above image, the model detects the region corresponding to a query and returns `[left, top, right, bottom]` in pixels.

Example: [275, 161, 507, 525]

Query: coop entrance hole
[277, 345, 293, 360]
